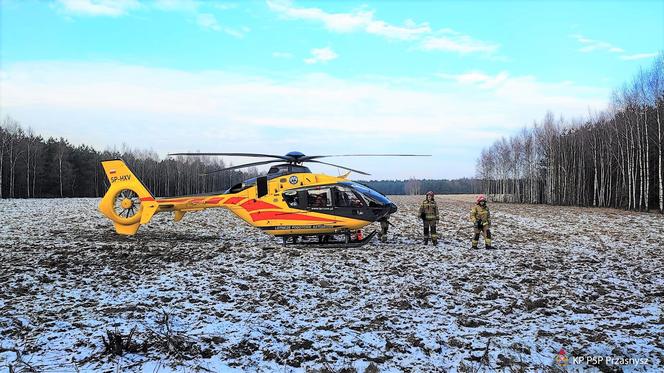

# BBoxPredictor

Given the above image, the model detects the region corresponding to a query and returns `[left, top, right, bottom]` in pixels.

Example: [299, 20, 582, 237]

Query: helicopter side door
[282, 187, 335, 212]
[331, 186, 369, 220]
[304, 187, 334, 212]
[283, 190, 305, 209]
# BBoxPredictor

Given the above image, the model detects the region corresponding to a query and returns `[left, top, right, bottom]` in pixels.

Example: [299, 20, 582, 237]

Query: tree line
[364, 178, 479, 195]
[0, 119, 477, 199]
[476, 53, 664, 213]
[0, 117, 257, 199]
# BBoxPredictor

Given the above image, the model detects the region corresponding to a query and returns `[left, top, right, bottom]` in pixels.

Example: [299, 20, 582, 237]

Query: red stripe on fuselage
[240, 200, 280, 212]
[205, 197, 224, 204]
[224, 197, 245, 205]
[140, 197, 155, 202]
[250, 211, 336, 222]
[157, 196, 226, 204]
[157, 198, 192, 203]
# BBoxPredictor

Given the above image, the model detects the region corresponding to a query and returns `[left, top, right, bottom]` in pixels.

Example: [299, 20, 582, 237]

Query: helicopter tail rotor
[98, 159, 159, 235]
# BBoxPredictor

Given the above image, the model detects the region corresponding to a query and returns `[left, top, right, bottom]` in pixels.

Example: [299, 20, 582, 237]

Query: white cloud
[420, 30, 500, 54]
[435, 70, 600, 111]
[571, 34, 660, 63]
[0, 62, 609, 178]
[364, 19, 431, 40]
[55, 0, 208, 16]
[571, 34, 624, 53]
[620, 53, 658, 61]
[196, 14, 249, 37]
[267, 0, 432, 41]
[267, 1, 500, 56]
[304, 47, 338, 64]
[197, 13, 221, 31]
[57, 0, 229, 16]
[268, 0, 373, 33]
[56, 0, 248, 37]
[56, 0, 141, 17]
[438, 71, 509, 89]
[223, 26, 251, 38]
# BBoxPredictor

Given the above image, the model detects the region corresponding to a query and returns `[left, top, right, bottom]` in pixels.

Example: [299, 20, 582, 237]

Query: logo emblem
[556, 349, 569, 366]
[289, 176, 298, 185]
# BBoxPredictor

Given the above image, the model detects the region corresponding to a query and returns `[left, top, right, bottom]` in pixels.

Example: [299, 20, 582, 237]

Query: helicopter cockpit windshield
[340, 181, 391, 207]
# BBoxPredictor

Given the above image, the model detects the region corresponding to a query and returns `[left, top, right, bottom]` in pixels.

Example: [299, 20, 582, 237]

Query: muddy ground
[0, 195, 662, 372]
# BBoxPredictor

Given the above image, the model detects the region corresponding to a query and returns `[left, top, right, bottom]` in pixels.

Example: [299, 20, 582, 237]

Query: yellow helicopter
[98, 152, 427, 247]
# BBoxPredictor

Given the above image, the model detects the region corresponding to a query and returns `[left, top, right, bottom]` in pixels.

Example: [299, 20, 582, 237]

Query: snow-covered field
[1, 195, 662, 372]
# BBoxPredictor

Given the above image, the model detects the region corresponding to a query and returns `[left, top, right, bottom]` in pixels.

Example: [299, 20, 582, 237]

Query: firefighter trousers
[378, 219, 389, 242]
[472, 224, 492, 247]
[423, 220, 438, 242]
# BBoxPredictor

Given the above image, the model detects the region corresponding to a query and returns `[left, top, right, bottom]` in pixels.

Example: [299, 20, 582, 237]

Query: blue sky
[1, 0, 662, 179]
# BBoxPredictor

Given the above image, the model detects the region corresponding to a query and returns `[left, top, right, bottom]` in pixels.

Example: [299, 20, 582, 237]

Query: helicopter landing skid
[281, 230, 377, 248]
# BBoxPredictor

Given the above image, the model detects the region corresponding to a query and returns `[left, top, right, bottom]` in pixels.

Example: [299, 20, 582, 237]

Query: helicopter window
[228, 182, 247, 193]
[307, 188, 332, 208]
[283, 191, 299, 207]
[363, 195, 384, 207]
[334, 187, 364, 208]
[341, 181, 391, 206]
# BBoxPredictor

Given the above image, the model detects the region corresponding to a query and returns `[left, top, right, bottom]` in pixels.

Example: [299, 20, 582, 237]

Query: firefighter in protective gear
[418, 191, 439, 245]
[471, 194, 493, 249]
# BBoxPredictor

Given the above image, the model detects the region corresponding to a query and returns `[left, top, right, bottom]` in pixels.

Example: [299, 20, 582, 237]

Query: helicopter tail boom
[98, 159, 158, 235]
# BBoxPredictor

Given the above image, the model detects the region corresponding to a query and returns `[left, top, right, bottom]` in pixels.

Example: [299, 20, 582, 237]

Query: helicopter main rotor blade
[301, 154, 431, 161]
[169, 152, 291, 161]
[308, 160, 371, 176]
[200, 159, 282, 176]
